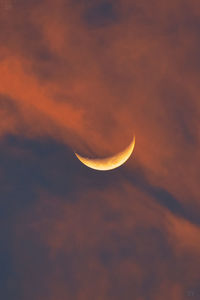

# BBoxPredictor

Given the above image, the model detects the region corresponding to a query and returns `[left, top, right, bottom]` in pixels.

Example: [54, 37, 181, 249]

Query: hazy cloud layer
[0, 0, 200, 299]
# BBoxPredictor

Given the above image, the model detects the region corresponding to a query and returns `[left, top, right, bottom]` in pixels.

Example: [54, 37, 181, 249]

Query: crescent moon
[75, 136, 135, 171]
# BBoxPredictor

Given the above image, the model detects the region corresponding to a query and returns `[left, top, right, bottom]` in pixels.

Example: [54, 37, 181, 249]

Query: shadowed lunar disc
[75, 136, 135, 171]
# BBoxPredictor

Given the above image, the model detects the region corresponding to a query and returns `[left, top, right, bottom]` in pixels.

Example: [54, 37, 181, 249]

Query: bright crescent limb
[75, 136, 135, 171]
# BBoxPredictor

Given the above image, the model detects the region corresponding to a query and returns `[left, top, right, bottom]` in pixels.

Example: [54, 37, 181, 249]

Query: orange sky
[0, 0, 200, 299]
